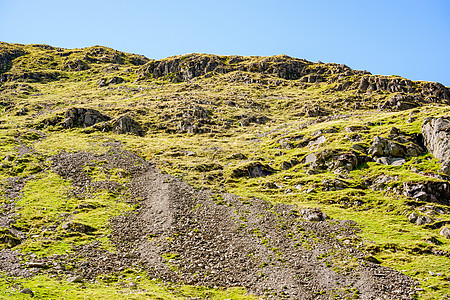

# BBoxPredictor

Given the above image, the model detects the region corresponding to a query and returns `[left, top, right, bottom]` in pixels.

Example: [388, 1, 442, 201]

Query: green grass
[1, 43, 450, 299]
[0, 273, 257, 300]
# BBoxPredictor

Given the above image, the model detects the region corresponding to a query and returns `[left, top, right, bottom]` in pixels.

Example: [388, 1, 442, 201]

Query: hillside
[0, 42, 449, 299]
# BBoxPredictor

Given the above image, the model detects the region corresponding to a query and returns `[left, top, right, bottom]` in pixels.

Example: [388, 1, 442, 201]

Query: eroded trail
[107, 152, 417, 299]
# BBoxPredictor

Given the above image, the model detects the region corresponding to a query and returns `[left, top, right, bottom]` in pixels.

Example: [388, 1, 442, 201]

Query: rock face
[139, 54, 313, 82]
[422, 117, 450, 165]
[64, 108, 111, 128]
[379, 93, 421, 111]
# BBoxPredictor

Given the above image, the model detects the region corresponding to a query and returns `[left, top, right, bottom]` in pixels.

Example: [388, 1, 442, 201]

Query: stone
[408, 212, 418, 223]
[415, 215, 433, 226]
[308, 135, 326, 149]
[440, 227, 450, 239]
[368, 136, 406, 157]
[422, 117, 450, 162]
[228, 153, 247, 160]
[380, 94, 419, 111]
[351, 144, 366, 152]
[112, 115, 143, 135]
[403, 181, 450, 205]
[67, 275, 84, 283]
[62, 221, 96, 233]
[64, 108, 111, 128]
[304, 153, 317, 164]
[19, 288, 34, 296]
[390, 158, 407, 166]
[231, 162, 274, 178]
[345, 125, 369, 132]
[301, 208, 327, 221]
[26, 261, 48, 268]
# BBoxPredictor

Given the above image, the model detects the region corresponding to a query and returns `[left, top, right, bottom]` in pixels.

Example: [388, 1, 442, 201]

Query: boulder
[230, 162, 274, 178]
[415, 215, 433, 226]
[64, 108, 111, 128]
[19, 288, 34, 296]
[440, 227, 450, 239]
[300, 208, 327, 221]
[422, 117, 450, 163]
[62, 221, 96, 233]
[112, 115, 143, 135]
[368, 136, 406, 157]
[375, 157, 406, 166]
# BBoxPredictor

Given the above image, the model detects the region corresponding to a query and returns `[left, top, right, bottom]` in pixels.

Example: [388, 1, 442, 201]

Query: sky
[1, 0, 449, 86]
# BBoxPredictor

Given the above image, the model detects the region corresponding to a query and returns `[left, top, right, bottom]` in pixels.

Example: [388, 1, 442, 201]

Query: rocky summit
[0, 42, 449, 299]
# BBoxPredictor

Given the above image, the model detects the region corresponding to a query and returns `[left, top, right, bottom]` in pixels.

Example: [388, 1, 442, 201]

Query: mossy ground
[0, 43, 449, 298]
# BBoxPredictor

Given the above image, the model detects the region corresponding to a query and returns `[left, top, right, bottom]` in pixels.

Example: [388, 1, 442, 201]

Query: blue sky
[1, 0, 449, 86]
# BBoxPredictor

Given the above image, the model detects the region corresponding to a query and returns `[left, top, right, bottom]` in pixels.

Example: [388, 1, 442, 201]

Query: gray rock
[440, 226, 450, 239]
[304, 153, 317, 164]
[64, 108, 111, 128]
[112, 115, 143, 135]
[20, 288, 34, 296]
[345, 125, 369, 132]
[422, 117, 450, 162]
[375, 157, 406, 166]
[351, 144, 366, 152]
[403, 181, 450, 205]
[227, 153, 247, 160]
[380, 94, 419, 111]
[308, 135, 326, 149]
[301, 208, 327, 221]
[62, 221, 96, 233]
[408, 212, 418, 223]
[368, 136, 406, 157]
[67, 275, 84, 283]
[26, 261, 48, 268]
[391, 158, 407, 166]
[441, 161, 450, 175]
[415, 215, 433, 226]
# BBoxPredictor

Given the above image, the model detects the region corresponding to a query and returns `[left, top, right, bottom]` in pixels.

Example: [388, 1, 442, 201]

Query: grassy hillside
[0, 42, 449, 299]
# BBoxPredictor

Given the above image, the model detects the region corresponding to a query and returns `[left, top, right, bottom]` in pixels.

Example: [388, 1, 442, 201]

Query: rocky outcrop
[97, 76, 126, 87]
[303, 149, 371, 173]
[403, 181, 450, 205]
[422, 117, 450, 162]
[368, 127, 425, 165]
[230, 162, 274, 178]
[111, 115, 143, 136]
[138, 54, 316, 82]
[379, 93, 421, 111]
[63, 108, 111, 128]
